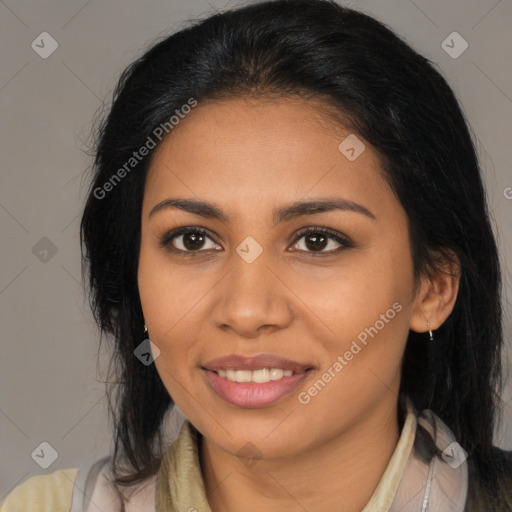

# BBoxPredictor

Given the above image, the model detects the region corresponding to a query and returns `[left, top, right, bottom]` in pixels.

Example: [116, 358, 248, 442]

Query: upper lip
[202, 354, 313, 373]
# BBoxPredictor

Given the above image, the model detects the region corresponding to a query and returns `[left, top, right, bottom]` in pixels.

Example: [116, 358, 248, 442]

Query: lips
[201, 353, 314, 408]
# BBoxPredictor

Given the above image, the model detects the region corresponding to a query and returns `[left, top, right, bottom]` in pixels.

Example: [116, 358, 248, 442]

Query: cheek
[138, 251, 201, 406]
[137, 241, 214, 401]
[138, 240, 201, 338]
[297, 283, 411, 425]
[295, 252, 411, 339]
[299, 241, 414, 385]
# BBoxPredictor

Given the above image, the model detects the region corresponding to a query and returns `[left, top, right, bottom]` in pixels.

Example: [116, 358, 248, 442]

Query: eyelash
[159, 226, 353, 257]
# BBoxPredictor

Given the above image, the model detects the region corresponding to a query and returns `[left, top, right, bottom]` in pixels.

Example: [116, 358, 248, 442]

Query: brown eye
[302, 232, 329, 251]
[160, 227, 222, 254]
[290, 227, 352, 254]
[181, 232, 207, 250]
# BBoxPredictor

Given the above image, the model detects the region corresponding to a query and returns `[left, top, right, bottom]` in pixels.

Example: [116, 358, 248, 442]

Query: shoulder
[1, 468, 78, 512]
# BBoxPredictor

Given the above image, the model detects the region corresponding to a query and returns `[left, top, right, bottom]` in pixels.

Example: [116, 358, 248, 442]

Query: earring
[427, 321, 434, 341]
[144, 324, 148, 333]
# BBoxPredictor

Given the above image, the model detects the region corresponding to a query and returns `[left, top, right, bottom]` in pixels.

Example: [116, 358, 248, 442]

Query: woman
[2, 0, 511, 510]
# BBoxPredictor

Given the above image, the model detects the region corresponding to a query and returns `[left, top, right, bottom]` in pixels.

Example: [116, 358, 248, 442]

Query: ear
[409, 250, 460, 335]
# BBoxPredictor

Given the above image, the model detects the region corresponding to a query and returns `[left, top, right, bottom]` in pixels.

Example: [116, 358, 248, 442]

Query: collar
[362, 397, 417, 511]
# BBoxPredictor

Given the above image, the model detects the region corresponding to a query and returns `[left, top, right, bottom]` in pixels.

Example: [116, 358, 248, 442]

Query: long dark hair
[80, 0, 511, 508]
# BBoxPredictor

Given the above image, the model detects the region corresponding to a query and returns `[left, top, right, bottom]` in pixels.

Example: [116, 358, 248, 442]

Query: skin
[137, 97, 460, 512]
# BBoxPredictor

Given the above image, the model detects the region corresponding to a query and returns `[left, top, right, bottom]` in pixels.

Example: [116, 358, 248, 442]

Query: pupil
[184, 232, 204, 250]
[305, 233, 327, 251]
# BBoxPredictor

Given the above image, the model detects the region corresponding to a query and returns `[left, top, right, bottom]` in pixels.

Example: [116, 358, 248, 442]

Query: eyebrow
[148, 197, 376, 223]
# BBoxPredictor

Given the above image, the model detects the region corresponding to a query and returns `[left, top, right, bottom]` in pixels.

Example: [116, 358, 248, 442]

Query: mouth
[201, 354, 314, 408]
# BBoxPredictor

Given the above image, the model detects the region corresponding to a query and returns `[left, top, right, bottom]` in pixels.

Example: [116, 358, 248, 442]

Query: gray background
[1, 0, 511, 501]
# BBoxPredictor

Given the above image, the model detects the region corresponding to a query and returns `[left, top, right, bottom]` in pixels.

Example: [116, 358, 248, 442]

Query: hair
[80, 0, 511, 509]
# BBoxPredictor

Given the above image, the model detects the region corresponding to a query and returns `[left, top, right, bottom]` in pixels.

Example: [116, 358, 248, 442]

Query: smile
[216, 368, 294, 383]
[202, 367, 313, 408]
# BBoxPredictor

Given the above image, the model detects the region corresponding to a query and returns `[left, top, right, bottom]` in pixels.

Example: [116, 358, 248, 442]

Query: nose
[210, 251, 294, 338]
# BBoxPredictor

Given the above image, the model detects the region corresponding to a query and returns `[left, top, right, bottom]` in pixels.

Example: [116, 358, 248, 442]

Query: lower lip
[203, 369, 312, 408]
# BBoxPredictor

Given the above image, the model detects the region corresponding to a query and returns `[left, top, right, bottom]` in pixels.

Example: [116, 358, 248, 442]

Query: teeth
[252, 368, 270, 383]
[236, 370, 252, 383]
[216, 368, 295, 383]
[270, 368, 284, 380]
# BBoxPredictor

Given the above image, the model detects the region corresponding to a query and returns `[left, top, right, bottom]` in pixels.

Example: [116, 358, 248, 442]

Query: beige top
[0, 400, 420, 512]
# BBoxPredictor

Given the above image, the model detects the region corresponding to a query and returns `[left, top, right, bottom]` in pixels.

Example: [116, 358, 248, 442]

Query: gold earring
[427, 322, 433, 341]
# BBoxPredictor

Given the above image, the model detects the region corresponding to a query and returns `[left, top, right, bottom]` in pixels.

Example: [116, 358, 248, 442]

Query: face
[138, 97, 421, 460]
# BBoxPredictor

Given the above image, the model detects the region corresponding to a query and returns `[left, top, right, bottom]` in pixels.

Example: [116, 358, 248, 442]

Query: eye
[159, 225, 353, 256]
[289, 226, 353, 254]
[159, 227, 221, 255]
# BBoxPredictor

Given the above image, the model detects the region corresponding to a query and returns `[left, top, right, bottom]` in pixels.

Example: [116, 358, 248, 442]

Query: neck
[200, 395, 402, 512]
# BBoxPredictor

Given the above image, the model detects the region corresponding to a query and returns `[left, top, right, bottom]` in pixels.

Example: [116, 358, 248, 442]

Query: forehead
[143, 97, 395, 217]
